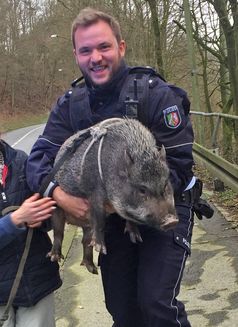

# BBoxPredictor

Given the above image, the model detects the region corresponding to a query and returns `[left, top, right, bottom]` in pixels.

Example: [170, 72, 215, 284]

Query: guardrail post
[211, 116, 221, 153]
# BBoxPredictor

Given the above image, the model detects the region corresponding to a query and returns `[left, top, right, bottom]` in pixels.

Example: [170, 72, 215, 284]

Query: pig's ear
[118, 150, 133, 178]
[124, 149, 134, 166]
[159, 145, 167, 162]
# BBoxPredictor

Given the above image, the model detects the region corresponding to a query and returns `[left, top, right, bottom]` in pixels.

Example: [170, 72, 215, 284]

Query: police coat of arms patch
[163, 105, 181, 128]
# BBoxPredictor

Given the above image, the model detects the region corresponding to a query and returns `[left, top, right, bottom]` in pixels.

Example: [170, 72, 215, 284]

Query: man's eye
[100, 44, 110, 51]
[79, 48, 91, 55]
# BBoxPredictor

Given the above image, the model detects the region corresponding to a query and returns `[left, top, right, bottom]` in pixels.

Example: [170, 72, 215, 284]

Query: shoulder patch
[163, 105, 181, 128]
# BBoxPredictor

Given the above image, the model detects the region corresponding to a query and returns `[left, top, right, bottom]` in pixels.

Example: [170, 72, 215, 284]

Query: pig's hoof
[47, 251, 64, 262]
[90, 240, 107, 254]
[129, 232, 143, 243]
[124, 222, 143, 243]
[80, 260, 98, 274]
[160, 215, 179, 231]
[95, 243, 107, 255]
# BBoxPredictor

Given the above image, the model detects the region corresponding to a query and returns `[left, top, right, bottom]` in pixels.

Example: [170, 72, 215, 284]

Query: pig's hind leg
[47, 208, 66, 262]
[81, 226, 98, 274]
[89, 197, 107, 254]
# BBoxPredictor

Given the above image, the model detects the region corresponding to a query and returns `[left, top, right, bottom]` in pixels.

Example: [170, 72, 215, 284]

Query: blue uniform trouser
[99, 203, 194, 327]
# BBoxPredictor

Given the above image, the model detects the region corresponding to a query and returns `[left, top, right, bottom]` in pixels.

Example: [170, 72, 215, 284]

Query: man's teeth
[92, 66, 105, 72]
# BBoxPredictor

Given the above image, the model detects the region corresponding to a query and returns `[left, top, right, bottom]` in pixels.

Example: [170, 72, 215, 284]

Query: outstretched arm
[26, 93, 73, 193]
[0, 193, 56, 249]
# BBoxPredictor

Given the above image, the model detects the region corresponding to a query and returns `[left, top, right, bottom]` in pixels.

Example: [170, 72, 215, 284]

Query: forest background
[0, 0, 237, 164]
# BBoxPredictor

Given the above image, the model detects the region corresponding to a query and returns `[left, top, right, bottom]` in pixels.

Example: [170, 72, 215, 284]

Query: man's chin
[91, 75, 110, 86]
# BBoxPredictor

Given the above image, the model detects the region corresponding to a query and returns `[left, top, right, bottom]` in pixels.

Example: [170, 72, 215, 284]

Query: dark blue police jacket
[26, 62, 194, 197]
[0, 141, 62, 307]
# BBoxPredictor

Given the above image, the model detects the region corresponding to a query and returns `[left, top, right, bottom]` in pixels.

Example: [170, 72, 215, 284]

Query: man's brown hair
[71, 7, 122, 49]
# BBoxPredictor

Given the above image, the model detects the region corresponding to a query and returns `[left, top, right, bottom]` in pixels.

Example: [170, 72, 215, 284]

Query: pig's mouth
[159, 216, 178, 231]
[141, 214, 178, 231]
[124, 212, 178, 232]
[121, 207, 178, 231]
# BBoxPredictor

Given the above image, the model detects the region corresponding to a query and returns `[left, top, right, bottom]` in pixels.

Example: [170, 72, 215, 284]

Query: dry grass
[0, 111, 49, 133]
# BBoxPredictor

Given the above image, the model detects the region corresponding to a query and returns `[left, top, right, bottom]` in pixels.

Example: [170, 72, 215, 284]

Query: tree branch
[173, 19, 226, 64]
[57, 0, 74, 13]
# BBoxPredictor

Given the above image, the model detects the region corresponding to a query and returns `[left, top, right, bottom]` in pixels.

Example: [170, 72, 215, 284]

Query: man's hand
[53, 186, 89, 220]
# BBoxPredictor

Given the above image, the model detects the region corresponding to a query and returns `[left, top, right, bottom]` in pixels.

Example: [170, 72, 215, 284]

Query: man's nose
[91, 50, 102, 63]
[91, 49, 102, 63]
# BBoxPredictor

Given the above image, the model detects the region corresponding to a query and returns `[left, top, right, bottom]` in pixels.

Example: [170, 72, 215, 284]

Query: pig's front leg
[47, 208, 66, 262]
[124, 221, 143, 243]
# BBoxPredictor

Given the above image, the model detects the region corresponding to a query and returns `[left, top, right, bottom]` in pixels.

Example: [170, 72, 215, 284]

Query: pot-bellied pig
[47, 118, 178, 274]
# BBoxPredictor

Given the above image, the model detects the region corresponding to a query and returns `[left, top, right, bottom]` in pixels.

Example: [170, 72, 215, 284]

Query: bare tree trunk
[212, 0, 238, 162]
[211, 0, 238, 115]
[145, 0, 165, 77]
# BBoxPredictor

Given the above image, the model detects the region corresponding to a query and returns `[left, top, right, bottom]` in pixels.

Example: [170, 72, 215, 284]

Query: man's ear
[119, 40, 126, 58]
[73, 48, 78, 65]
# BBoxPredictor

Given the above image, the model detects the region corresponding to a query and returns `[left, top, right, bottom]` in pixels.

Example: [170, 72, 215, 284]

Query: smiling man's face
[73, 20, 126, 86]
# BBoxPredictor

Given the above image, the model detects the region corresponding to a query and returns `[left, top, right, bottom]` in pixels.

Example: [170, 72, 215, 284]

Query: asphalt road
[3, 126, 238, 327]
[2, 124, 45, 154]
[54, 209, 238, 327]
[182, 207, 238, 326]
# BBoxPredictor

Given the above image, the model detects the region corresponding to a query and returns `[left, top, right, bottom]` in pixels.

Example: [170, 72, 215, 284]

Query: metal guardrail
[190, 111, 238, 120]
[190, 111, 238, 193]
[193, 143, 238, 193]
[191, 110, 238, 149]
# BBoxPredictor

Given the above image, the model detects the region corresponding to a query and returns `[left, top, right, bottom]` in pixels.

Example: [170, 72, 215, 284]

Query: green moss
[214, 188, 237, 206]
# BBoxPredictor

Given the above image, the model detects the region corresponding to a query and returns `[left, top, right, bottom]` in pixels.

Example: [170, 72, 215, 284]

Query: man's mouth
[91, 65, 107, 72]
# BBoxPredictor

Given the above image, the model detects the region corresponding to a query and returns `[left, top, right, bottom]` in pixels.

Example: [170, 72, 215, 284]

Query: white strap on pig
[80, 126, 107, 181]
[80, 118, 123, 183]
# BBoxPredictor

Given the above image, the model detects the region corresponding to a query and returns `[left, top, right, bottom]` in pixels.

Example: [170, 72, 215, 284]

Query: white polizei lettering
[183, 237, 190, 249]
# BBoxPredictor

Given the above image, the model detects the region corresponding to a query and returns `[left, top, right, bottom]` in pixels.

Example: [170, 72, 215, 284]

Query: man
[27, 7, 195, 327]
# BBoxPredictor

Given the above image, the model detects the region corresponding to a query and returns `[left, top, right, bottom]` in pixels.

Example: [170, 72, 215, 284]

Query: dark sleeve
[149, 83, 194, 194]
[0, 215, 26, 249]
[26, 94, 74, 193]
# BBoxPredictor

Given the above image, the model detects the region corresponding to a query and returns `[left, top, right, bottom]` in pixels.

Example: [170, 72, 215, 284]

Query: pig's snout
[160, 215, 178, 231]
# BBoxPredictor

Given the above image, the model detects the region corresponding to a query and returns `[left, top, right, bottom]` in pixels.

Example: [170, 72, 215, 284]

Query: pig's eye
[138, 186, 148, 196]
